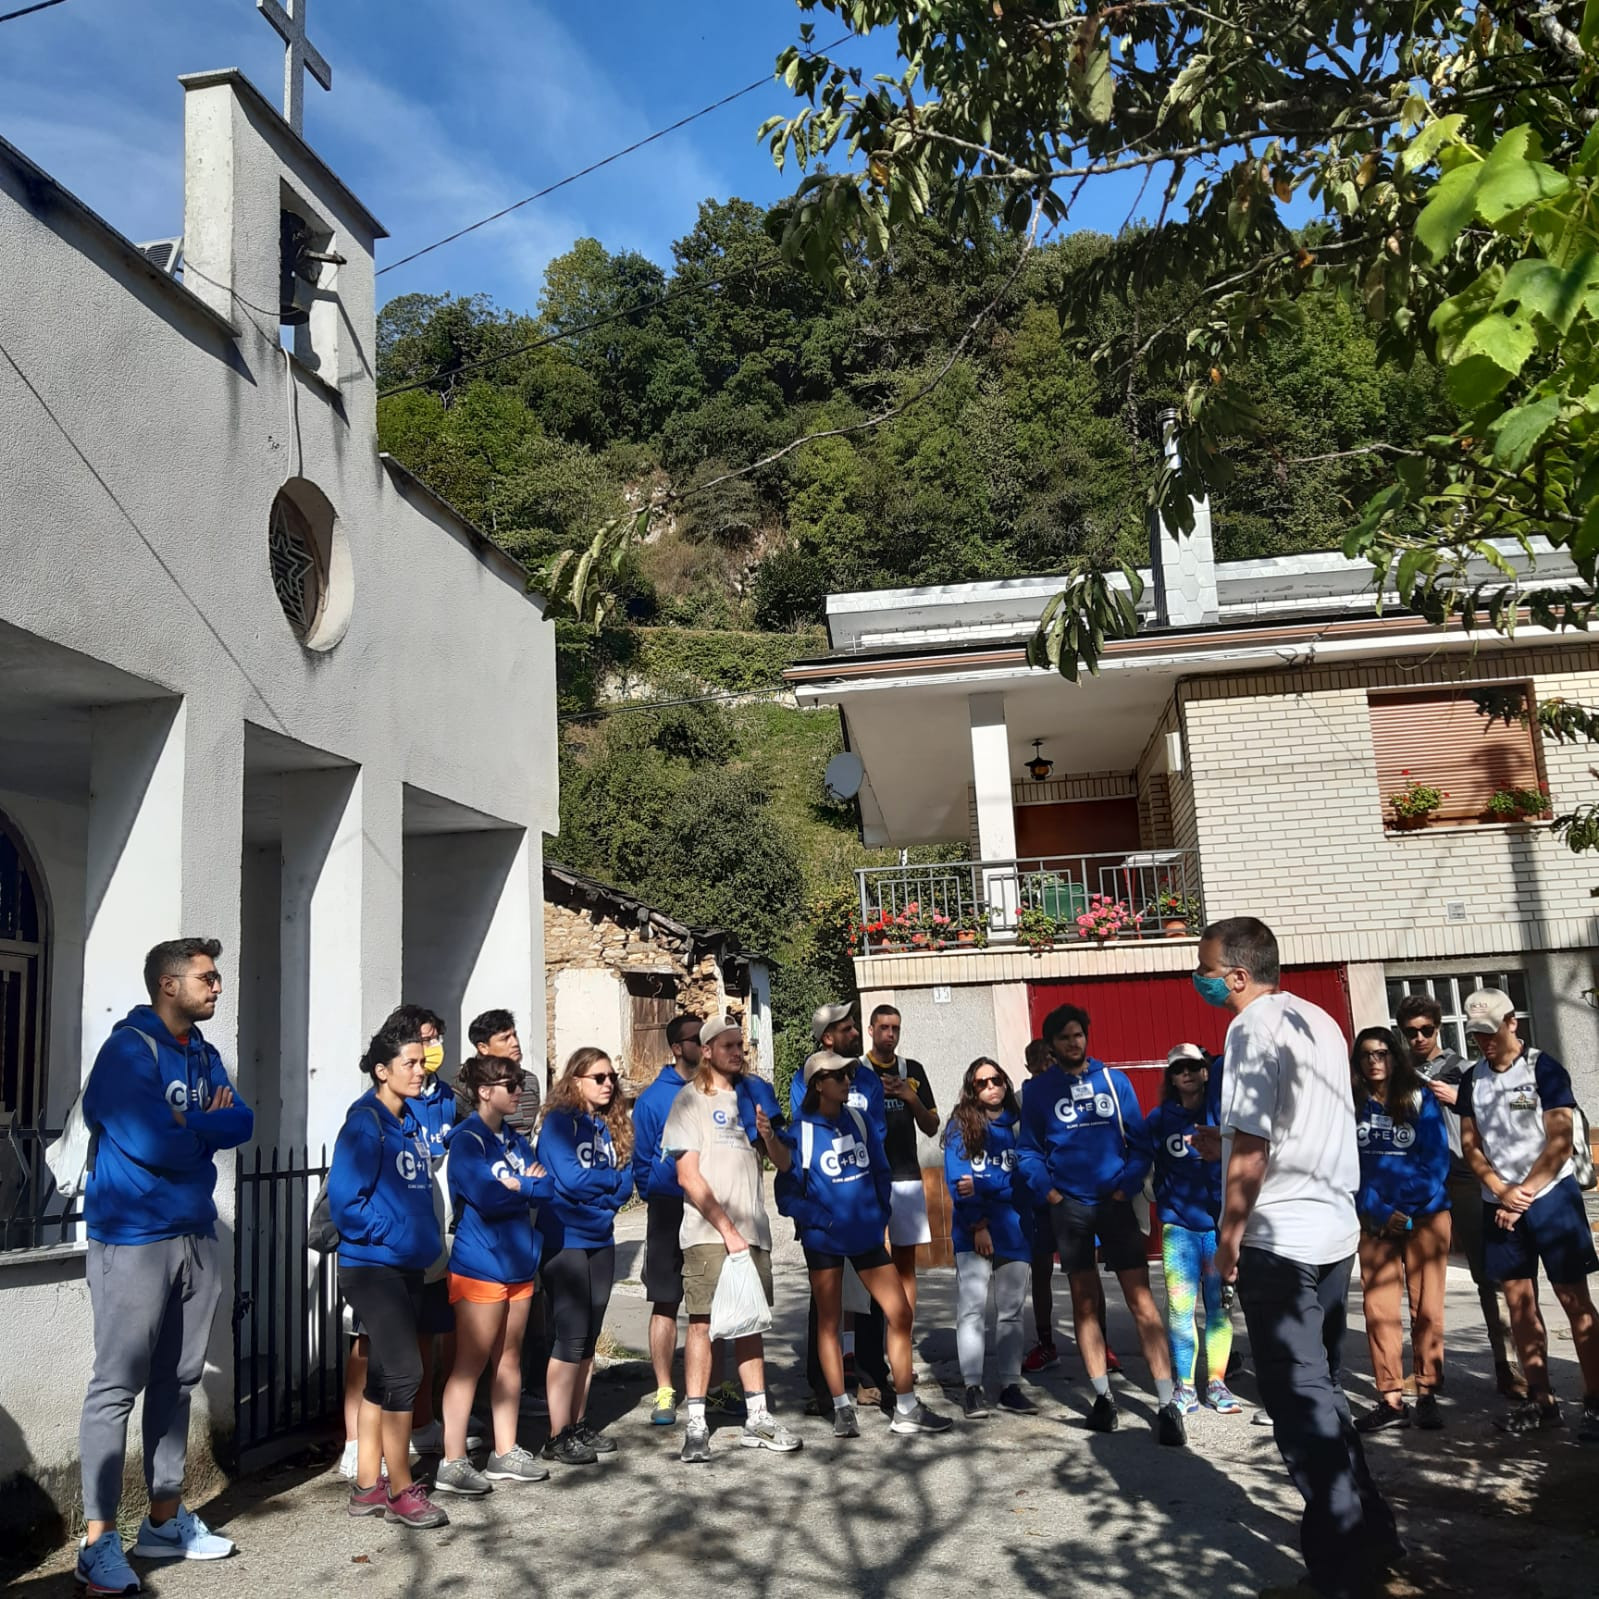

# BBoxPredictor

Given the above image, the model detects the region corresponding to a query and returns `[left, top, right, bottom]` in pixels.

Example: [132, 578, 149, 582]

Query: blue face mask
[1192, 972, 1233, 1008]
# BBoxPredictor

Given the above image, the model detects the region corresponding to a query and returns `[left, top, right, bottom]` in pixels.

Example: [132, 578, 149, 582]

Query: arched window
[0, 810, 48, 1250]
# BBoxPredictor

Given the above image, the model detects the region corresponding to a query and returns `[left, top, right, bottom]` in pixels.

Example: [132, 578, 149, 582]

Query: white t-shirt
[662, 1083, 772, 1252]
[1457, 1047, 1577, 1203]
[1220, 992, 1360, 1265]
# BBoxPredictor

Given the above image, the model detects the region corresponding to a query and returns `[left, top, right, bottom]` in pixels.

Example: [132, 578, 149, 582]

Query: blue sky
[0, 0, 1161, 315]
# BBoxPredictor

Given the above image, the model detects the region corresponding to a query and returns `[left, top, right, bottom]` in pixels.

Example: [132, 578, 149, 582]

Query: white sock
[833, 1393, 853, 1411]
[895, 1390, 918, 1416]
[686, 1397, 706, 1424]
[1156, 1377, 1175, 1408]
[1090, 1374, 1111, 1398]
[744, 1390, 769, 1421]
[842, 1330, 856, 1356]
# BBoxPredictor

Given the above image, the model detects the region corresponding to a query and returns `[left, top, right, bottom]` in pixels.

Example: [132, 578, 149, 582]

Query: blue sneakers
[130, 1504, 235, 1561]
[75, 1532, 140, 1594]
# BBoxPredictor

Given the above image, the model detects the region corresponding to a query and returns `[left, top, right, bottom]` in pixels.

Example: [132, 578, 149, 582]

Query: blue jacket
[534, 1108, 633, 1251]
[1355, 1090, 1451, 1224]
[775, 1106, 891, 1256]
[1018, 1060, 1151, 1206]
[329, 1089, 441, 1270]
[410, 1074, 455, 1164]
[446, 1113, 554, 1284]
[632, 1064, 689, 1199]
[83, 1007, 254, 1245]
[788, 1057, 886, 1139]
[943, 1111, 1032, 1261]
[1146, 1100, 1223, 1231]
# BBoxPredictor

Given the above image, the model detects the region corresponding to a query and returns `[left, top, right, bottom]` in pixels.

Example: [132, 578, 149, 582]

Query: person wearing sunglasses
[534, 1048, 634, 1465]
[1348, 1026, 1452, 1434]
[431, 1056, 556, 1497]
[944, 1058, 1037, 1419]
[1396, 993, 1524, 1401]
[778, 1051, 952, 1436]
[1146, 1044, 1241, 1417]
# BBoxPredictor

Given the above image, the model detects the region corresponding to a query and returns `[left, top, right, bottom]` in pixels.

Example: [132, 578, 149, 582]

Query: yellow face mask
[422, 1042, 445, 1074]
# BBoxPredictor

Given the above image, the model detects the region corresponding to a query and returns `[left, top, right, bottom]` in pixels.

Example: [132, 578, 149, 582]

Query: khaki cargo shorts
[682, 1242, 774, 1317]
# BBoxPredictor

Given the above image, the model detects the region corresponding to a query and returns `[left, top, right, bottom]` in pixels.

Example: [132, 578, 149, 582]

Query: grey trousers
[955, 1252, 1031, 1388]
[80, 1235, 222, 1521]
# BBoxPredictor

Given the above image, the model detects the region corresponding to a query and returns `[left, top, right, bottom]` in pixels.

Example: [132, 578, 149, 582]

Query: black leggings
[339, 1263, 424, 1412]
[541, 1245, 615, 1363]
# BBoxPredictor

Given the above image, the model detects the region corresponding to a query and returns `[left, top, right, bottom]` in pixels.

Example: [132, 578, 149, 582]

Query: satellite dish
[824, 751, 865, 803]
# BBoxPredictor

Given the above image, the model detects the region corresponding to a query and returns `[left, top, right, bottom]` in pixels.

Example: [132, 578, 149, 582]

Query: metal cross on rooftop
[257, 0, 331, 136]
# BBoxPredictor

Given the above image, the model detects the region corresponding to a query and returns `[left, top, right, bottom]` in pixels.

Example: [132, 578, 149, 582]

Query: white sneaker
[409, 1419, 444, 1461]
[337, 1439, 360, 1480]
[131, 1505, 234, 1561]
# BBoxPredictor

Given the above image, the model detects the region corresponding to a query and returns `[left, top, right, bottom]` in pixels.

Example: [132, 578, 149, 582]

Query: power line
[0, 0, 69, 22]
[376, 33, 852, 279]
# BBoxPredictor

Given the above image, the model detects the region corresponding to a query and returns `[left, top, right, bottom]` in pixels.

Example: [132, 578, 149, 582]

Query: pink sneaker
[384, 1483, 449, 1529]
[347, 1481, 388, 1518]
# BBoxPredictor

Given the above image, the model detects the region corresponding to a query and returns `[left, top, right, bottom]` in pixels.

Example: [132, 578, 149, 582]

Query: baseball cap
[699, 1016, 741, 1049]
[1462, 989, 1515, 1035]
[811, 1001, 854, 1043]
[803, 1049, 855, 1085]
[1166, 1042, 1208, 1068]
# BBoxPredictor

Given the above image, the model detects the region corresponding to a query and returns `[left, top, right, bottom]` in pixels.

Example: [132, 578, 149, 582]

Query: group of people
[67, 919, 1599, 1599]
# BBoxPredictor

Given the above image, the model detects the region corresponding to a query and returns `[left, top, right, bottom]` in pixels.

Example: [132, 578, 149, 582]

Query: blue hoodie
[1146, 1099, 1223, 1231]
[775, 1106, 891, 1256]
[632, 1064, 688, 1199]
[329, 1089, 441, 1271]
[788, 1056, 886, 1138]
[446, 1113, 555, 1285]
[410, 1074, 456, 1164]
[534, 1108, 633, 1251]
[82, 1007, 255, 1245]
[1355, 1090, 1451, 1225]
[943, 1111, 1032, 1262]
[1018, 1059, 1151, 1206]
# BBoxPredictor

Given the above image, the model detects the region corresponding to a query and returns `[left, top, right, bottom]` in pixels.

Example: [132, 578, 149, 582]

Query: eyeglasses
[191, 971, 223, 989]
[973, 1075, 1005, 1088]
[1400, 1024, 1437, 1039]
[583, 1072, 620, 1085]
[1361, 1048, 1391, 1062]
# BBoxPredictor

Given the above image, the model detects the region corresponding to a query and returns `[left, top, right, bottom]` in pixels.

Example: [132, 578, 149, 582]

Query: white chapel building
[0, 38, 557, 1529]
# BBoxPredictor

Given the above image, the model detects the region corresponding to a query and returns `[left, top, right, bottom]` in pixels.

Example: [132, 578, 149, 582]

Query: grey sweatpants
[954, 1252, 1031, 1388]
[79, 1235, 222, 1521]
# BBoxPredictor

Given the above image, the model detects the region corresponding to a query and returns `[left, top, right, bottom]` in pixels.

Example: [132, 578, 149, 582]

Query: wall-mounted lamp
[1026, 739, 1054, 783]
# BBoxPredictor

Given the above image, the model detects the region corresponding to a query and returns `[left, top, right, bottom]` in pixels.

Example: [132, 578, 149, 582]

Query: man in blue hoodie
[631, 1012, 703, 1425]
[76, 937, 254, 1594]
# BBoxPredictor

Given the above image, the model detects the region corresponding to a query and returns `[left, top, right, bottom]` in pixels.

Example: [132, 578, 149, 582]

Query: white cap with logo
[1462, 989, 1516, 1036]
[699, 1016, 740, 1048]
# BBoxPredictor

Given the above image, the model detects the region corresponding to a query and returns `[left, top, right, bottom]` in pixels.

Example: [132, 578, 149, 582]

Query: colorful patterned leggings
[1161, 1223, 1233, 1387]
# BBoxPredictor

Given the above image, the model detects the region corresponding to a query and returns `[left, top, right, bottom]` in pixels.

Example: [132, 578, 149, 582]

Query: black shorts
[803, 1243, 894, 1274]
[1050, 1196, 1147, 1275]
[418, 1276, 454, 1335]
[643, 1195, 685, 1305]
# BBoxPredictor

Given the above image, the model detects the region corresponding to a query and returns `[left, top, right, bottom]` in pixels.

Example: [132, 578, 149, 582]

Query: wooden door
[625, 974, 679, 1094]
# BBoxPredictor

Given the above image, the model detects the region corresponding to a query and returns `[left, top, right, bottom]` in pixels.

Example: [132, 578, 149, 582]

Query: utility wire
[376, 32, 853, 278]
[0, 0, 69, 21]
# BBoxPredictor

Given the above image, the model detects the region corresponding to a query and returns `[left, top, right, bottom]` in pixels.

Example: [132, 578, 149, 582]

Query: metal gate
[232, 1145, 343, 1460]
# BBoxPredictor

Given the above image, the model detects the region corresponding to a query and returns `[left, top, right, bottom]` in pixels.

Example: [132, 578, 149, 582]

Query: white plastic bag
[708, 1248, 772, 1341]
[44, 1092, 94, 1199]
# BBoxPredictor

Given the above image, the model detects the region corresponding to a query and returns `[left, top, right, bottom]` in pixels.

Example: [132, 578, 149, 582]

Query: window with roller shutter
[1368, 687, 1543, 829]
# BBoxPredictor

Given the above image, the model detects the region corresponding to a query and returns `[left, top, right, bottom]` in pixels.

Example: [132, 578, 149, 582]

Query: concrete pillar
[460, 831, 536, 1058]
[969, 693, 1019, 927]
[1150, 410, 1220, 627]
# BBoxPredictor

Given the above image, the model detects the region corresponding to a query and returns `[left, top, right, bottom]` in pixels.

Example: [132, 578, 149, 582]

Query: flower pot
[957, 930, 977, 945]
[1163, 918, 1190, 936]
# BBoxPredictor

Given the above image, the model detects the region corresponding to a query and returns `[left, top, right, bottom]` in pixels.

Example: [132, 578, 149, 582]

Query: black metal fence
[0, 1125, 83, 1254]
[232, 1145, 344, 1459]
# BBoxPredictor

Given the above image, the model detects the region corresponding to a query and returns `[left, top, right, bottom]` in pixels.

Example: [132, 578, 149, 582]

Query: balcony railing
[855, 849, 1204, 955]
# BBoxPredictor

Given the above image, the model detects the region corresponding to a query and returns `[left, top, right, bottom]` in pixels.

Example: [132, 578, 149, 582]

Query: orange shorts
[447, 1273, 535, 1305]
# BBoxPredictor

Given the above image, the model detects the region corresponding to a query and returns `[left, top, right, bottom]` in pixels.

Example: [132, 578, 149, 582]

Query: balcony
[854, 849, 1205, 956]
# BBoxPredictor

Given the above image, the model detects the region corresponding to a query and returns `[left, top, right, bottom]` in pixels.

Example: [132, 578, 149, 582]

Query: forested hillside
[375, 197, 1454, 1083]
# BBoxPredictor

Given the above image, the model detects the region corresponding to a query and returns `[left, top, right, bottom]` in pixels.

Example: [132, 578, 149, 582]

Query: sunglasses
[583, 1071, 620, 1086]
[1400, 1024, 1437, 1039]
[1361, 1048, 1391, 1062]
[1168, 1063, 1204, 1076]
[972, 1075, 1006, 1088]
[813, 1067, 855, 1085]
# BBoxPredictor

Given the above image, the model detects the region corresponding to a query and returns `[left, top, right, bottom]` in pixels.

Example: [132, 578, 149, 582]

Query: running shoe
[833, 1401, 860, 1439]
[1156, 1402, 1188, 1448]
[574, 1417, 618, 1455]
[75, 1532, 140, 1595]
[650, 1385, 678, 1426]
[1353, 1400, 1412, 1434]
[741, 1413, 803, 1451]
[1251, 1406, 1275, 1427]
[680, 1419, 712, 1463]
[1171, 1382, 1200, 1416]
[384, 1484, 449, 1529]
[132, 1505, 234, 1563]
[485, 1445, 549, 1482]
[996, 1385, 1039, 1415]
[1086, 1393, 1119, 1433]
[963, 1385, 990, 1419]
[1414, 1392, 1444, 1431]
[408, 1419, 443, 1460]
[1204, 1379, 1243, 1415]
[347, 1481, 389, 1519]
[337, 1439, 360, 1481]
[1495, 1397, 1563, 1435]
[1105, 1346, 1124, 1378]
[1022, 1341, 1059, 1374]
[433, 1456, 492, 1497]
[888, 1399, 953, 1435]
[707, 1380, 747, 1417]
[1577, 1398, 1599, 1446]
[542, 1425, 600, 1466]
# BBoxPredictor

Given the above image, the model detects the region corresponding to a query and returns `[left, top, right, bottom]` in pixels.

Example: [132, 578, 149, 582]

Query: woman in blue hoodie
[777, 1051, 952, 1437]
[432, 1055, 556, 1497]
[1349, 1026, 1452, 1434]
[944, 1058, 1037, 1420]
[1146, 1045, 1240, 1417]
[534, 1047, 634, 1466]
[326, 1021, 447, 1529]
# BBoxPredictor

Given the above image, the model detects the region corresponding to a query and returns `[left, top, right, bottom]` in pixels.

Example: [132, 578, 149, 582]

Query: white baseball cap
[699, 1016, 740, 1048]
[1462, 989, 1515, 1036]
[811, 1001, 854, 1043]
